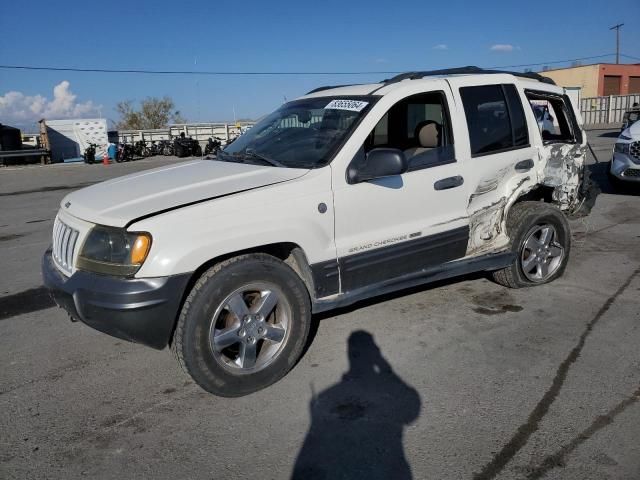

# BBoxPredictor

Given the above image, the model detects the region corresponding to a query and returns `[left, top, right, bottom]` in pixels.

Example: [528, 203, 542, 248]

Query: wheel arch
[503, 184, 564, 243]
[512, 184, 556, 205]
[167, 242, 316, 346]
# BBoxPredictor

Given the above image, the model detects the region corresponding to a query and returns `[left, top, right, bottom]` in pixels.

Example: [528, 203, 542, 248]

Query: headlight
[614, 142, 630, 154]
[77, 226, 152, 276]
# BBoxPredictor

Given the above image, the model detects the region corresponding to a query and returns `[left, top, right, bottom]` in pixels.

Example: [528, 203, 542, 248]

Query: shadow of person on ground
[291, 330, 421, 480]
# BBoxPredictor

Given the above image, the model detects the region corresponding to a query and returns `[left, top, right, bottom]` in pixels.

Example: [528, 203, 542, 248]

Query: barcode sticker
[324, 99, 369, 112]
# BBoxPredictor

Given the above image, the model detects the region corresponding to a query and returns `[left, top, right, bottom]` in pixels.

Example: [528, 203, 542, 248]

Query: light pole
[610, 23, 623, 64]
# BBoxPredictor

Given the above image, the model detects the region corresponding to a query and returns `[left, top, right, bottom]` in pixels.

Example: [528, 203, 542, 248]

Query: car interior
[364, 92, 455, 170]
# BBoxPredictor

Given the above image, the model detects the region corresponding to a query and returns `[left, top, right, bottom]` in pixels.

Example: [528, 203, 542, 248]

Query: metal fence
[580, 94, 640, 125]
[112, 122, 255, 145]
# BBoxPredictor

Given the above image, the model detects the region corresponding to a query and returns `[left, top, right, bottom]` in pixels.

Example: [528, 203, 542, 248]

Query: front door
[332, 89, 469, 293]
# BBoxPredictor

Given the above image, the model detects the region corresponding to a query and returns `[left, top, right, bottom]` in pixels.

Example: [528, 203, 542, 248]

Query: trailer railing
[113, 122, 255, 145]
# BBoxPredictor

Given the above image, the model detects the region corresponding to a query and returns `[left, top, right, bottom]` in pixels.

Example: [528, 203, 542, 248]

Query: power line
[0, 65, 401, 76]
[620, 53, 640, 61]
[487, 53, 615, 69]
[0, 53, 630, 77]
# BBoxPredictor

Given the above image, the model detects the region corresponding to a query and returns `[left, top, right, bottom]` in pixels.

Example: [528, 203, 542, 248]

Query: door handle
[434, 175, 464, 191]
[515, 159, 534, 172]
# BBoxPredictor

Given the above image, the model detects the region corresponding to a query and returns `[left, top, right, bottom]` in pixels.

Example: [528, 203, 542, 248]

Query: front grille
[52, 217, 80, 274]
[623, 168, 640, 178]
[631, 141, 640, 162]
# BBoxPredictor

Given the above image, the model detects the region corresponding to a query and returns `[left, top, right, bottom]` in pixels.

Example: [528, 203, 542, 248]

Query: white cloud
[432, 44, 448, 50]
[0, 81, 101, 124]
[374, 57, 388, 64]
[490, 44, 517, 52]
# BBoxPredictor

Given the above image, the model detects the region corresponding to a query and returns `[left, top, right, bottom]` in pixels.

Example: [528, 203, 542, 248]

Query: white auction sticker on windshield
[324, 99, 369, 112]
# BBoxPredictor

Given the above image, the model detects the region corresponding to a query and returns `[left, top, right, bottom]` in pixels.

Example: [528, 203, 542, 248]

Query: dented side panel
[455, 81, 587, 257]
[540, 143, 586, 211]
[465, 170, 537, 256]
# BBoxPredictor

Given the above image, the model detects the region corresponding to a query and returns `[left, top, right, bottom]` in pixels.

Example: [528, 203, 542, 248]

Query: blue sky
[1, 0, 639, 130]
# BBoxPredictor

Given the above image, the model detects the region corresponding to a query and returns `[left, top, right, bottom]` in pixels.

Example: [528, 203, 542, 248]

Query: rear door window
[525, 91, 579, 144]
[459, 84, 529, 157]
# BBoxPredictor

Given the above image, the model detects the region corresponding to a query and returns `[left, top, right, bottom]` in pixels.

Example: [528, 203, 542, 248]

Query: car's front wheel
[492, 201, 570, 288]
[172, 253, 312, 397]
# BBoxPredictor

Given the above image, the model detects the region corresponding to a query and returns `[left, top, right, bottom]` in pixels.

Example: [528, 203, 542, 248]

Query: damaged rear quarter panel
[540, 143, 586, 211]
[465, 169, 536, 256]
[464, 142, 585, 257]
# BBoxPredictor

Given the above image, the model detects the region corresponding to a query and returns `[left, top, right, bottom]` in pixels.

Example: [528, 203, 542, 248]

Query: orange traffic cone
[102, 152, 109, 165]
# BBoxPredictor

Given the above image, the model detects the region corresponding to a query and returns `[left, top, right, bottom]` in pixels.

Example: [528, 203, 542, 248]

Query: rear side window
[460, 84, 529, 156]
[525, 90, 580, 144]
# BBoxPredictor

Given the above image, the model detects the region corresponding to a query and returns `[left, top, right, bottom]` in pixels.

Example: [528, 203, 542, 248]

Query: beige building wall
[541, 64, 599, 97]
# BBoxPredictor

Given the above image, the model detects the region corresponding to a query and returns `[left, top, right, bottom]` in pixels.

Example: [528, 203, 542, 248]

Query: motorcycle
[83, 143, 98, 164]
[149, 141, 162, 156]
[116, 143, 134, 162]
[134, 140, 151, 158]
[161, 140, 174, 156]
[204, 137, 222, 156]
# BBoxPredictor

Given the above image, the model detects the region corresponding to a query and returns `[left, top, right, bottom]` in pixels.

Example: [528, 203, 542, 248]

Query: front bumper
[611, 152, 640, 183]
[42, 250, 191, 349]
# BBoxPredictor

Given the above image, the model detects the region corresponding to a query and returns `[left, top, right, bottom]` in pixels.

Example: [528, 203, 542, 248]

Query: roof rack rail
[305, 84, 358, 95]
[383, 66, 556, 85]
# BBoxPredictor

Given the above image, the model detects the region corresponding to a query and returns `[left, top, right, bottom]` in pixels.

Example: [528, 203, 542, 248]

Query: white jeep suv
[43, 67, 587, 397]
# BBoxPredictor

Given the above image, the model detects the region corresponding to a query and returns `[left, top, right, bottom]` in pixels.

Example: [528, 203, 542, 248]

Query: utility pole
[610, 23, 623, 64]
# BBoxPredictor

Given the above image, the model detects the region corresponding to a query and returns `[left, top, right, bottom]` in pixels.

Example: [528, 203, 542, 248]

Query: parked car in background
[43, 67, 588, 397]
[609, 120, 640, 187]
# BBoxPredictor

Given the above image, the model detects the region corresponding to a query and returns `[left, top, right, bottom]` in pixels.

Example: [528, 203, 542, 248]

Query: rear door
[447, 78, 539, 255]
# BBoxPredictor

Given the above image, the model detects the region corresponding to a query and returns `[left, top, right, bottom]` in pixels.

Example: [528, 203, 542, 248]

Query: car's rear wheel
[491, 201, 570, 288]
[172, 253, 311, 397]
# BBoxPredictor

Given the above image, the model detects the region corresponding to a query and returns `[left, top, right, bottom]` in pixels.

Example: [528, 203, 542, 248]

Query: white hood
[61, 160, 309, 227]
[624, 120, 640, 139]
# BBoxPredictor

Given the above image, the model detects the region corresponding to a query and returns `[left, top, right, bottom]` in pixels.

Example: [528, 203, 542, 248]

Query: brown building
[541, 63, 640, 97]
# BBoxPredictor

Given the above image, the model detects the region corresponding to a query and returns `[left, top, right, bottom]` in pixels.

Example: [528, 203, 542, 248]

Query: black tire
[193, 144, 202, 156]
[491, 201, 570, 288]
[172, 253, 312, 397]
[175, 145, 185, 158]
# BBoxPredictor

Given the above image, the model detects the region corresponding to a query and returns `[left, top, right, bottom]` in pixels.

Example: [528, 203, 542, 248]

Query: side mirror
[347, 148, 408, 184]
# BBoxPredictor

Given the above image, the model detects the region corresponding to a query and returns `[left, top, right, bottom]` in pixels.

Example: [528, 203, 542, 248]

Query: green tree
[115, 96, 186, 130]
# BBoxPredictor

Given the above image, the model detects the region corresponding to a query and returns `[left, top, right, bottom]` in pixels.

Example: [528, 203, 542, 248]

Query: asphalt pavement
[1, 132, 639, 480]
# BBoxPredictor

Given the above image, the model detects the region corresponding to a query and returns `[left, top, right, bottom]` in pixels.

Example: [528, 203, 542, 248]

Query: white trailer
[44, 118, 108, 162]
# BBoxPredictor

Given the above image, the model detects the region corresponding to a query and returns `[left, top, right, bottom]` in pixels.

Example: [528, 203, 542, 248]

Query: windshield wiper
[215, 150, 245, 163]
[241, 149, 286, 168]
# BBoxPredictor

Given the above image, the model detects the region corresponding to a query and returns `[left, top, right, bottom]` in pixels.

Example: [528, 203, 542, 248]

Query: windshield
[221, 96, 375, 168]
